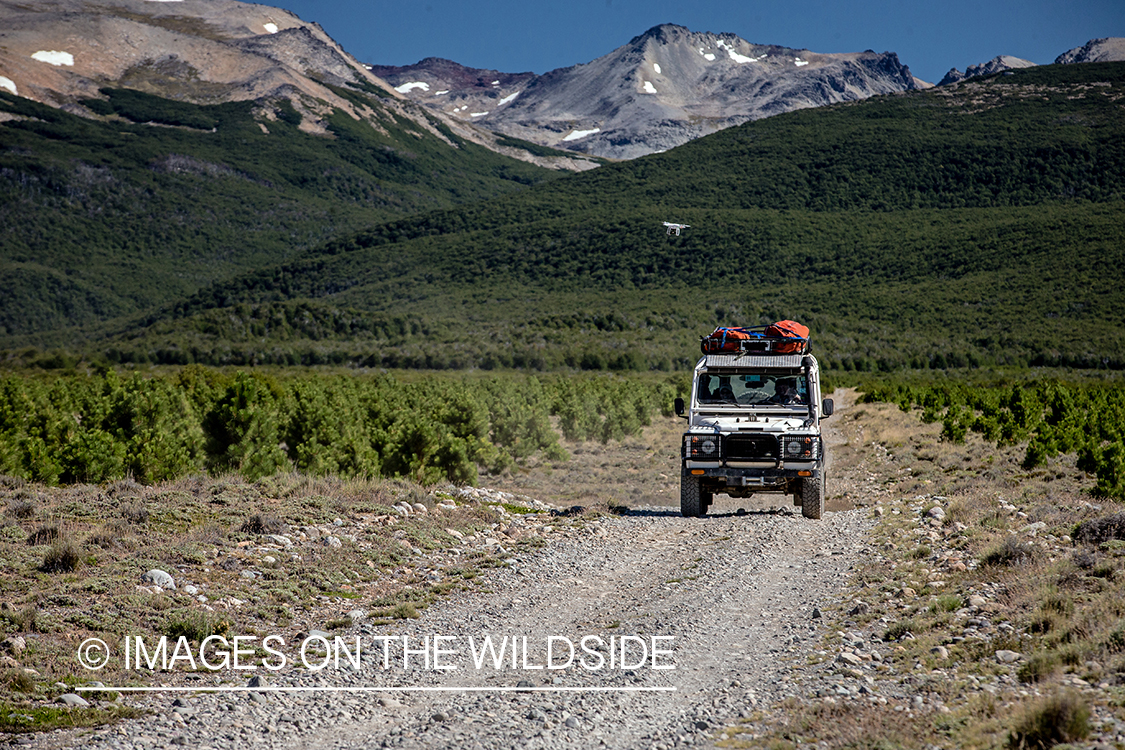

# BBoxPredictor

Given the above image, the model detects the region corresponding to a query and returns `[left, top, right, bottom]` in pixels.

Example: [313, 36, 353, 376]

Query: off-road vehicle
[674, 328, 833, 519]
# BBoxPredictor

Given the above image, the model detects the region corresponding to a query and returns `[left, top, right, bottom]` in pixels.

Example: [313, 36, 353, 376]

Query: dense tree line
[0, 369, 680, 486]
[4, 64, 1125, 372]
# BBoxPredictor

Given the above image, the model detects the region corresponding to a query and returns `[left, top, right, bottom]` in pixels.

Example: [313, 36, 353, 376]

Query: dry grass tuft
[1008, 691, 1089, 749]
[120, 503, 149, 525]
[5, 497, 36, 520]
[25, 524, 59, 546]
[87, 520, 132, 549]
[2, 669, 35, 694]
[980, 536, 1040, 568]
[39, 536, 80, 573]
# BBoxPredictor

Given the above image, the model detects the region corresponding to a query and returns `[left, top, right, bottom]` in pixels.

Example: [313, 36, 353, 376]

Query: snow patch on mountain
[32, 50, 74, 66]
[717, 40, 758, 64]
[263, 22, 278, 34]
[395, 81, 430, 93]
[0, 76, 16, 95]
[563, 128, 600, 141]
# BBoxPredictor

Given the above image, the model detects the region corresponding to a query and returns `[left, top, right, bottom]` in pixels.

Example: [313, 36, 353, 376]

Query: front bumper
[682, 463, 822, 488]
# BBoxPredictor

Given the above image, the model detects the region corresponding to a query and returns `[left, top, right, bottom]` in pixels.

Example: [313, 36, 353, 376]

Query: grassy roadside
[719, 398, 1125, 749]
[0, 473, 595, 733]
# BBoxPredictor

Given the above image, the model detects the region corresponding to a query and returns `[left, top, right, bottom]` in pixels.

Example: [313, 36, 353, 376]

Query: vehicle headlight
[686, 434, 720, 459]
[782, 436, 818, 460]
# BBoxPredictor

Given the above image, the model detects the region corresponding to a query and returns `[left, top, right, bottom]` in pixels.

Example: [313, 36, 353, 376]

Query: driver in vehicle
[771, 378, 805, 405]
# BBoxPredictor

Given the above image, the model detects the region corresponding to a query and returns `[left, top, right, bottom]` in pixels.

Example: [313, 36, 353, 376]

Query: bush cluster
[862, 377, 1125, 500]
[0, 368, 679, 486]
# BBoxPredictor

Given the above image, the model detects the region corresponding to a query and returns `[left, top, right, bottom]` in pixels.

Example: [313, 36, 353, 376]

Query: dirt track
[36, 392, 872, 749]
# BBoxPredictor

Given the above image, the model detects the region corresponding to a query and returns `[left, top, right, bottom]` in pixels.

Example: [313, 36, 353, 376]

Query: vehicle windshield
[696, 371, 808, 407]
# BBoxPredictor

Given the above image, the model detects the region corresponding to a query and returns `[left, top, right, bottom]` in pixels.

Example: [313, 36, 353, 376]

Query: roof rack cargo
[700, 321, 810, 356]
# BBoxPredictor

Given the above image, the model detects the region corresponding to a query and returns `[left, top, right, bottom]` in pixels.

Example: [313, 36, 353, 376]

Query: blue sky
[271, 0, 1123, 85]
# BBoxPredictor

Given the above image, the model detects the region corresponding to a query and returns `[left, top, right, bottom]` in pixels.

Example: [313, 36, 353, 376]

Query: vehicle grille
[723, 434, 779, 460]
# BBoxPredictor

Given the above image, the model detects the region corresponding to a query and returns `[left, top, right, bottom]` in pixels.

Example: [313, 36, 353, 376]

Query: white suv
[674, 352, 833, 518]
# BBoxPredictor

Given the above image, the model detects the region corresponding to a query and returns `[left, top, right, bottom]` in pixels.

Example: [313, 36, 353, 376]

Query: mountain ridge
[0, 0, 598, 171]
[373, 23, 922, 159]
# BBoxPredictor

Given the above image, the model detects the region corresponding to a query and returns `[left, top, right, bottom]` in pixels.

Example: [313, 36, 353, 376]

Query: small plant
[1072, 549, 1098, 569]
[39, 537, 80, 573]
[240, 514, 288, 535]
[884, 618, 916, 641]
[3, 669, 36, 693]
[6, 499, 36, 519]
[930, 594, 962, 613]
[87, 520, 131, 549]
[121, 504, 149, 525]
[0, 604, 37, 631]
[1016, 652, 1060, 683]
[981, 536, 1039, 567]
[391, 603, 419, 620]
[165, 609, 228, 642]
[1008, 691, 1089, 749]
[1073, 513, 1125, 545]
[25, 524, 59, 546]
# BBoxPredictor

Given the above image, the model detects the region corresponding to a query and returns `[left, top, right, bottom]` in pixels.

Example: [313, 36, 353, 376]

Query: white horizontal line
[76, 686, 676, 693]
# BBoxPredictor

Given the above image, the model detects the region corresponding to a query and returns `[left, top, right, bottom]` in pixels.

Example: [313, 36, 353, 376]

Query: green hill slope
[0, 87, 560, 338]
[6, 63, 1125, 371]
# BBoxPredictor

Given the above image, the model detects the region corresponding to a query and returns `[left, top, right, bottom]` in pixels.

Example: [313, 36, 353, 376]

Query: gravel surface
[39, 506, 867, 750]
[24, 395, 874, 750]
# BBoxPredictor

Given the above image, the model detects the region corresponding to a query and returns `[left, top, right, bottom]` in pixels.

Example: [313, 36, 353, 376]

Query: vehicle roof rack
[700, 325, 809, 356]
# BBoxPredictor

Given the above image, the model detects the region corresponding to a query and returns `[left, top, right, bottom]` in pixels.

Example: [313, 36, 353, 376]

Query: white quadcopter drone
[663, 222, 690, 236]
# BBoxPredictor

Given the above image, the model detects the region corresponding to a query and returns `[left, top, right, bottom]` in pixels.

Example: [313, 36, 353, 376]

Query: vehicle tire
[800, 475, 824, 520]
[681, 474, 704, 518]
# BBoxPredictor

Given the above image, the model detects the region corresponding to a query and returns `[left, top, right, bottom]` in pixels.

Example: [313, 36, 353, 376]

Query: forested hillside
[4, 62, 1125, 372]
[0, 87, 560, 338]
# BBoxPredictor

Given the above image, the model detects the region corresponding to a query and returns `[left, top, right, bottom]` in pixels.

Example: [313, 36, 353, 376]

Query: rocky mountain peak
[0, 0, 597, 171]
[1055, 37, 1125, 64]
[939, 54, 1037, 86]
[378, 23, 918, 159]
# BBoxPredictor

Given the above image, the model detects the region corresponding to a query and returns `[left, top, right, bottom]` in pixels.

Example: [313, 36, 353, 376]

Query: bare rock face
[376, 24, 919, 160]
[0, 0, 396, 111]
[0, 0, 599, 171]
[939, 55, 1037, 86]
[1055, 37, 1125, 64]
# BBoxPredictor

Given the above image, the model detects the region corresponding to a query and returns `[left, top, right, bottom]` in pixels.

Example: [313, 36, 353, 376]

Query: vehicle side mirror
[674, 397, 686, 417]
[821, 398, 834, 417]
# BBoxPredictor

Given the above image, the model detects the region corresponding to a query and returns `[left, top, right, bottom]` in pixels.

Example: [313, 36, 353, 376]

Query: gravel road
[34, 399, 873, 750]
[52, 506, 867, 750]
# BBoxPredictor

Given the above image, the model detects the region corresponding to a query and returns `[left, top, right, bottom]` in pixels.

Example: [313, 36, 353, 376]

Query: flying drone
[663, 222, 690, 236]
